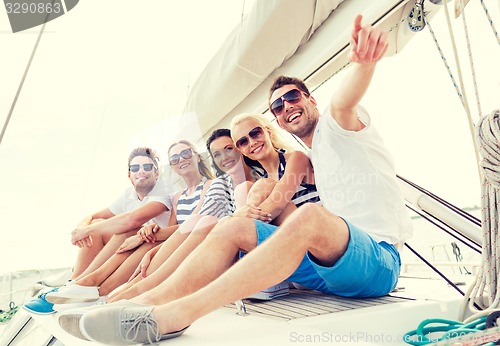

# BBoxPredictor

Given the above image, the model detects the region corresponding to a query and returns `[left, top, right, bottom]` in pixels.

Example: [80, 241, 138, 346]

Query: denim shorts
[253, 219, 401, 298]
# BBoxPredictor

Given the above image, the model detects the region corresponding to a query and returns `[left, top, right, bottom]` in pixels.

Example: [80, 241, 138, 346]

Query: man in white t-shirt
[66, 15, 413, 344]
[69, 147, 173, 280]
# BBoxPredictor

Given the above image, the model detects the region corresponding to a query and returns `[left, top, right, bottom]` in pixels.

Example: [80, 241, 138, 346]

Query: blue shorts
[253, 219, 401, 298]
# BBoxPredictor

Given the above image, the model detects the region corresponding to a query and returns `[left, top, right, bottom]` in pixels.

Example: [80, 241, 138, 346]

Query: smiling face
[231, 118, 273, 161]
[128, 155, 158, 195]
[270, 84, 318, 140]
[168, 143, 199, 177]
[209, 136, 242, 174]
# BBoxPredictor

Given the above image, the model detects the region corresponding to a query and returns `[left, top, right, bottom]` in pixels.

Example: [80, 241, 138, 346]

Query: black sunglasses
[129, 163, 155, 173]
[169, 148, 193, 165]
[235, 126, 264, 149]
[269, 89, 305, 117]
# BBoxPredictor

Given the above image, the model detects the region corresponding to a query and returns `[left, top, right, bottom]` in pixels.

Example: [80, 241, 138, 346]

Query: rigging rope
[0, 22, 47, 147]
[424, 2, 482, 176]
[458, 0, 482, 118]
[481, 0, 500, 45]
[460, 109, 500, 320]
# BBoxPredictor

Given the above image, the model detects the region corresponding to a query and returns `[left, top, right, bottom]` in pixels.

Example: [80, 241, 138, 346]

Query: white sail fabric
[184, 0, 444, 139]
[184, 0, 345, 134]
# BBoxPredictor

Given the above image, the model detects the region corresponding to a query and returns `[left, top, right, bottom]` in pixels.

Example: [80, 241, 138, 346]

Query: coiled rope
[459, 110, 500, 320]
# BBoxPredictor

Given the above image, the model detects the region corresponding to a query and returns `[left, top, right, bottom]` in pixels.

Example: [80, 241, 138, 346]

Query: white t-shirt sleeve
[108, 188, 133, 215]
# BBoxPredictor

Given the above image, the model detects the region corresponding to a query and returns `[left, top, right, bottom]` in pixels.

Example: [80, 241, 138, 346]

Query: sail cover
[184, 0, 442, 139]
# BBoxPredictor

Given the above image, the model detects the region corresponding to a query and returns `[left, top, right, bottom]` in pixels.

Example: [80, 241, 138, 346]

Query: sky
[0, 0, 499, 275]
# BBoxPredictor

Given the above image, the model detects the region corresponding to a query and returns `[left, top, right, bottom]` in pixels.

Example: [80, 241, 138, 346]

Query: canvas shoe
[22, 287, 58, 315]
[58, 300, 146, 341]
[80, 304, 188, 344]
[246, 281, 290, 301]
[45, 284, 99, 304]
[53, 295, 107, 312]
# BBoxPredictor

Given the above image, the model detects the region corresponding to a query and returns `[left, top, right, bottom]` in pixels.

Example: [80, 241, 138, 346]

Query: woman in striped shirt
[43, 141, 216, 308]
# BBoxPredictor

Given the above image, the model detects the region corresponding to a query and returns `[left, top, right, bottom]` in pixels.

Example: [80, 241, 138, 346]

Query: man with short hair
[69, 147, 173, 279]
[24, 147, 173, 315]
[69, 16, 412, 344]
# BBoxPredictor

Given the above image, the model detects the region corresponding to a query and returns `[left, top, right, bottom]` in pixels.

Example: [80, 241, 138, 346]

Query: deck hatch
[225, 289, 414, 321]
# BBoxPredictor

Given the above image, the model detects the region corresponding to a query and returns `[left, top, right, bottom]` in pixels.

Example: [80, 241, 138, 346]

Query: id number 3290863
[5, 2, 62, 14]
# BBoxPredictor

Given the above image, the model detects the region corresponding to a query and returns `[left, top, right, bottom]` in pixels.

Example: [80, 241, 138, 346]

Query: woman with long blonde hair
[230, 113, 320, 225]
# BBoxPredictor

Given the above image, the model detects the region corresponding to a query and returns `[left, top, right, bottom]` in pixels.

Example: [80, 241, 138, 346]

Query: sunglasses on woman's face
[235, 126, 264, 149]
[169, 148, 193, 166]
[269, 89, 304, 117]
[129, 163, 155, 173]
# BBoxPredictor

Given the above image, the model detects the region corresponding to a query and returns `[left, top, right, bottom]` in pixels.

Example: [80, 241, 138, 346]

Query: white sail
[185, 0, 443, 138]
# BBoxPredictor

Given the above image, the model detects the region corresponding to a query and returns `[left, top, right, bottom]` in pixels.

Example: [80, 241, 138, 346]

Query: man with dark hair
[24, 147, 173, 315]
[67, 16, 412, 344]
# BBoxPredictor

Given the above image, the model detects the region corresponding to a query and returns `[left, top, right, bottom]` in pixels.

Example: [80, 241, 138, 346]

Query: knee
[295, 203, 324, 218]
[286, 204, 341, 234]
[247, 178, 276, 205]
[250, 178, 276, 193]
[191, 215, 218, 235]
[207, 217, 257, 245]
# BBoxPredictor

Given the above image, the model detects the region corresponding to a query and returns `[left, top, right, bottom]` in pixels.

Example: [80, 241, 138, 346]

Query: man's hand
[349, 15, 388, 64]
[75, 236, 93, 248]
[71, 227, 89, 244]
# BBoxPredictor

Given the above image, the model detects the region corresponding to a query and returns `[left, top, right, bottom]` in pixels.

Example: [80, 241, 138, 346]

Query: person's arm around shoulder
[330, 14, 388, 131]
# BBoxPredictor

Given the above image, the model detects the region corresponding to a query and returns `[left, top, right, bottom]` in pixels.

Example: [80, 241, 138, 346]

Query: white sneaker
[45, 284, 99, 304]
[54, 296, 107, 312]
[246, 281, 290, 301]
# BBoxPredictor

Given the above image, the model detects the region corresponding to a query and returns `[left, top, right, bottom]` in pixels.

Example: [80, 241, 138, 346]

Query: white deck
[1, 275, 467, 345]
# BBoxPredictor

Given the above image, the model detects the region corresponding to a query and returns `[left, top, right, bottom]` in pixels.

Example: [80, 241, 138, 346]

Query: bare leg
[107, 215, 205, 302]
[75, 241, 158, 296]
[72, 230, 137, 280]
[71, 234, 106, 280]
[115, 216, 219, 302]
[246, 178, 296, 225]
[108, 216, 218, 302]
[97, 241, 157, 295]
[234, 182, 253, 209]
[131, 216, 258, 306]
[106, 232, 190, 301]
[149, 204, 349, 334]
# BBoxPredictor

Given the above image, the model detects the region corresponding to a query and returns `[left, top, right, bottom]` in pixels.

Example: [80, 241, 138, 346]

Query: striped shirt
[176, 177, 207, 224]
[199, 174, 236, 218]
[263, 151, 321, 207]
